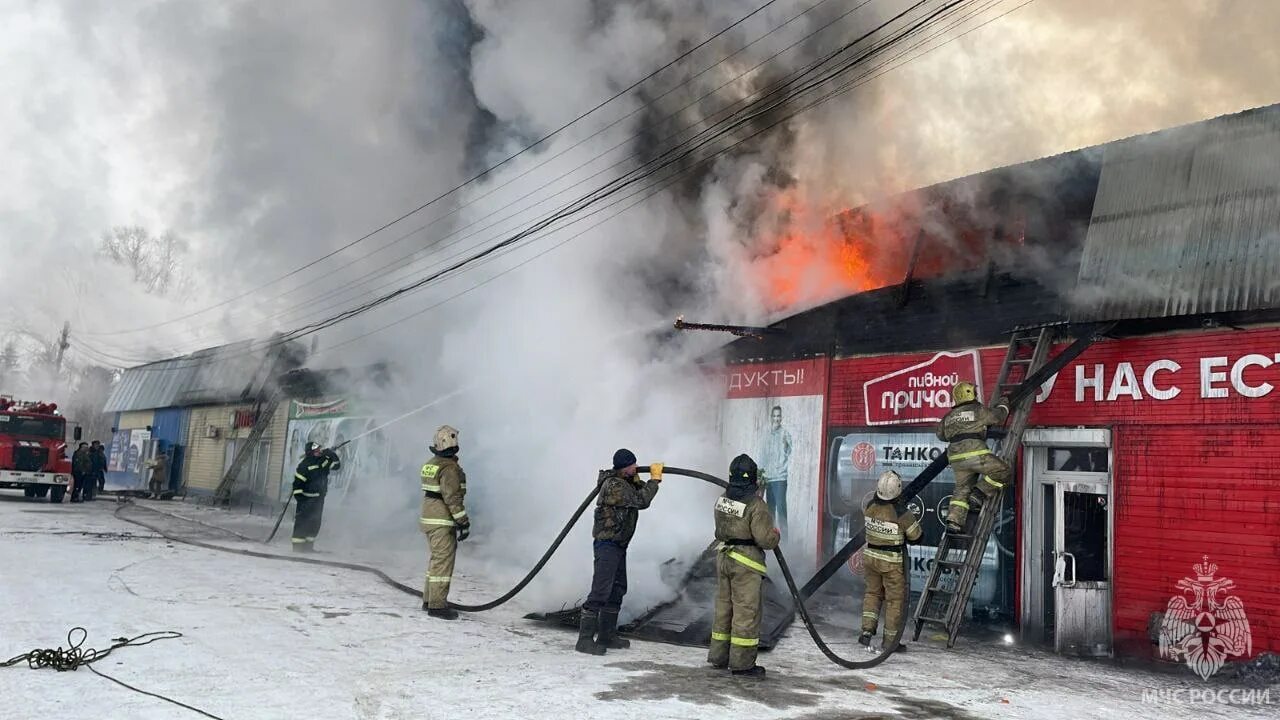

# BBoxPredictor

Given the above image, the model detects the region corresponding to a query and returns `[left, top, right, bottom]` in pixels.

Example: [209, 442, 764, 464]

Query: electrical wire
[83, 0, 787, 339]
[78, 0, 867, 356]
[76, 0, 987, 371]
[78, 0, 1030, 373]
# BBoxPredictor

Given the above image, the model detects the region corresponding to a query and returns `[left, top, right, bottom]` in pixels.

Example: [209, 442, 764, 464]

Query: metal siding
[1073, 105, 1280, 322]
[102, 340, 287, 413]
[151, 407, 188, 489]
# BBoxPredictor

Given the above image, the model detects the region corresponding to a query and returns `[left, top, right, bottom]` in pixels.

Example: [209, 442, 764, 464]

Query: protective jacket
[293, 449, 340, 499]
[862, 497, 922, 563]
[420, 454, 468, 530]
[591, 469, 659, 546]
[713, 493, 780, 573]
[936, 399, 1010, 460]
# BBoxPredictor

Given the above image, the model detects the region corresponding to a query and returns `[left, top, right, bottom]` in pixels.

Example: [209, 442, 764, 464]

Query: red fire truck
[0, 396, 80, 503]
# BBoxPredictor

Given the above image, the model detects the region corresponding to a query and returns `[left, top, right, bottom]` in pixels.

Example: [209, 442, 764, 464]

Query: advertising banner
[824, 428, 1013, 618]
[278, 399, 395, 503]
[720, 359, 827, 576]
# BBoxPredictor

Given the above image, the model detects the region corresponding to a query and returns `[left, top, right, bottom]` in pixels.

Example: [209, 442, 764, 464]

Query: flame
[754, 187, 994, 313]
[755, 190, 911, 311]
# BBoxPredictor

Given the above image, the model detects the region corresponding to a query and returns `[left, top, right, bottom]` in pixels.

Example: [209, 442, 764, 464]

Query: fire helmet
[875, 470, 903, 501]
[952, 381, 977, 404]
[304, 442, 321, 454]
[729, 454, 758, 486]
[432, 425, 459, 453]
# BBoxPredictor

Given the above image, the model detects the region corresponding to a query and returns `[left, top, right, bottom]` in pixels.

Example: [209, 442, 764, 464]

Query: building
[713, 103, 1280, 661]
[101, 340, 305, 505]
[101, 340, 393, 511]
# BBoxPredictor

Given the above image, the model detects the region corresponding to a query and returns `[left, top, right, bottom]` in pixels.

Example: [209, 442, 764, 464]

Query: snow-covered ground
[0, 494, 1273, 720]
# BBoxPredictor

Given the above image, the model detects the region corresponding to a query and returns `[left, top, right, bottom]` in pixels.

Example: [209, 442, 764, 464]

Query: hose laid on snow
[113, 465, 906, 669]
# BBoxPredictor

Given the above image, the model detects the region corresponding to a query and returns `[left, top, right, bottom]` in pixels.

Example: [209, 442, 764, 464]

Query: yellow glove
[650, 462, 664, 481]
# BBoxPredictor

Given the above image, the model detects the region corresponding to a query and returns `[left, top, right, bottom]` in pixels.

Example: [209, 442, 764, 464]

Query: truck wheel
[36, 486, 49, 498]
[23, 486, 36, 499]
[49, 487, 66, 504]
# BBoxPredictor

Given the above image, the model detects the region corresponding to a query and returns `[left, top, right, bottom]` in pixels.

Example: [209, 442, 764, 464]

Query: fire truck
[0, 396, 81, 503]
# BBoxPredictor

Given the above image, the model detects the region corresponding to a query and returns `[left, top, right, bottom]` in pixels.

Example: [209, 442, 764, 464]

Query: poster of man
[759, 404, 793, 537]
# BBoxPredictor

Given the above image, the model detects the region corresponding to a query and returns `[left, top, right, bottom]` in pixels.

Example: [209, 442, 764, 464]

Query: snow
[0, 494, 1274, 720]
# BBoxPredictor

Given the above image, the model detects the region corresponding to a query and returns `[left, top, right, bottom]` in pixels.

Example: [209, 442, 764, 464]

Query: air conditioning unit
[205, 425, 221, 439]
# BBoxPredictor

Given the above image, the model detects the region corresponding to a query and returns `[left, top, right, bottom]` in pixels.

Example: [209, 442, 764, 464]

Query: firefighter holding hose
[291, 442, 341, 552]
[707, 454, 780, 679]
[420, 425, 469, 620]
[938, 381, 1011, 533]
[858, 470, 921, 652]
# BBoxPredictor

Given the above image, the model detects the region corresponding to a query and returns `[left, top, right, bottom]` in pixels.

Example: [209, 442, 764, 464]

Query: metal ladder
[912, 326, 1054, 647]
[213, 390, 284, 504]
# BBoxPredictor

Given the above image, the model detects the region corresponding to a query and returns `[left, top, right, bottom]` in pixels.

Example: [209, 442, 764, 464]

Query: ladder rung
[917, 615, 948, 624]
[926, 584, 955, 594]
[936, 559, 965, 568]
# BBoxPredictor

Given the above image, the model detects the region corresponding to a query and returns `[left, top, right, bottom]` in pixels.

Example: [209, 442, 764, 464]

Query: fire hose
[114, 464, 906, 670]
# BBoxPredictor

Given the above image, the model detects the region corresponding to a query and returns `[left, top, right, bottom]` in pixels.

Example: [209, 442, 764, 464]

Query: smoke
[4, 0, 1278, 611]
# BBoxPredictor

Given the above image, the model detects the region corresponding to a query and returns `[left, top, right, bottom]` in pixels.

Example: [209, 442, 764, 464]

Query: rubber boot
[858, 631, 873, 647]
[597, 611, 630, 649]
[575, 610, 606, 655]
[731, 666, 766, 679]
[426, 606, 459, 620]
[883, 642, 907, 653]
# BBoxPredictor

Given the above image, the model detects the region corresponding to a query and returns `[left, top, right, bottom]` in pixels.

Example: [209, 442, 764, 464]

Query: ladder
[213, 390, 284, 504]
[913, 326, 1054, 647]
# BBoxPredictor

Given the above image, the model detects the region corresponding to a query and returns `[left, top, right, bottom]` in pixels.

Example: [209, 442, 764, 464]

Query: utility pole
[53, 322, 70, 378]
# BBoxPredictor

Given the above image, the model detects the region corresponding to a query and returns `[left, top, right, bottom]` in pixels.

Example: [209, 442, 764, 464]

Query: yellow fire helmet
[952, 381, 977, 404]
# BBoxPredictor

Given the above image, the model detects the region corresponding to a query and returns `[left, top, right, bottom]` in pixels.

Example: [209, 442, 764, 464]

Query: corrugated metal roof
[1072, 104, 1280, 322]
[102, 341, 290, 413]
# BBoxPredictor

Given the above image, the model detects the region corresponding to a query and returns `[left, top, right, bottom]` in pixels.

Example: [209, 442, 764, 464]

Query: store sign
[726, 358, 827, 399]
[1038, 354, 1280, 403]
[291, 399, 351, 419]
[863, 350, 982, 425]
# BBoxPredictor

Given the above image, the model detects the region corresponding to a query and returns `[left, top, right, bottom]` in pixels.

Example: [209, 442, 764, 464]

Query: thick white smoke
[4, 0, 1278, 613]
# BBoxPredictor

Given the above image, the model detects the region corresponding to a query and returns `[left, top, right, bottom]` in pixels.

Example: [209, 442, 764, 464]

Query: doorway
[1021, 428, 1113, 657]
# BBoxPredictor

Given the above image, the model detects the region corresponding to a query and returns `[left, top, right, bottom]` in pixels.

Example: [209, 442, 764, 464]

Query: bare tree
[98, 225, 191, 296]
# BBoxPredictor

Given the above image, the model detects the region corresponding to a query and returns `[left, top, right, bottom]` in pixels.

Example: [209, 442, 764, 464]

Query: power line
[86, 0, 855, 353]
[80, 0, 1003, 372]
[80, 0, 890, 362]
[84, 0, 787, 339]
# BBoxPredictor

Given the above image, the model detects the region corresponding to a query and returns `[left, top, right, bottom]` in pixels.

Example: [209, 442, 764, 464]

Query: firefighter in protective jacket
[859, 470, 921, 651]
[937, 381, 1010, 532]
[575, 449, 661, 656]
[420, 425, 468, 620]
[292, 442, 341, 552]
[707, 454, 780, 679]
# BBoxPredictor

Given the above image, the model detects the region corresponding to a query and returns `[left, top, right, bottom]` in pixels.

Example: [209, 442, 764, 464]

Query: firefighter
[420, 425, 468, 620]
[575, 449, 661, 656]
[71, 442, 91, 503]
[937, 381, 1010, 532]
[291, 442, 341, 552]
[707, 454, 779, 679]
[858, 470, 921, 652]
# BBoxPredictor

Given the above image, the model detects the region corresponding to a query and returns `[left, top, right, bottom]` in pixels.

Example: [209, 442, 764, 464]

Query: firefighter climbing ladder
[212, 390, 284, 504]
[912, 326, 1054, 648]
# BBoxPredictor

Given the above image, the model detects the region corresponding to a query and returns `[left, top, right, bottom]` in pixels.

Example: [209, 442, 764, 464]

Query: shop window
[1045, 446, 1108, 473]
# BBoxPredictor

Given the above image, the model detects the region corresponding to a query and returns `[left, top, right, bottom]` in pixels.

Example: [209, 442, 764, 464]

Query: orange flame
[755, 188, 993, 313]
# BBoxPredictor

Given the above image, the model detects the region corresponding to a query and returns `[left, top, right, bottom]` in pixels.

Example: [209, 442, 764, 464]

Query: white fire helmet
[433, 425, 459, 452]
[875, 470, 903, 501]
